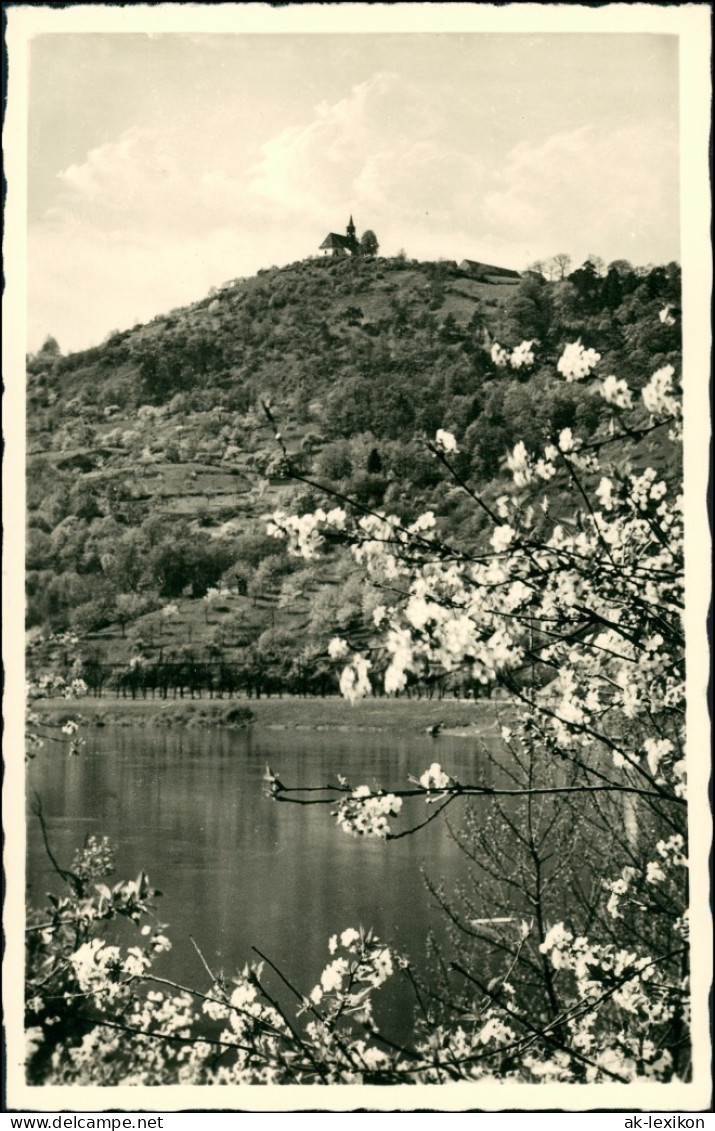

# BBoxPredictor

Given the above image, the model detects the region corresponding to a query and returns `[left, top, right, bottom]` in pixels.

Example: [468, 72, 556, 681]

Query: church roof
[320, 232, 352, 250]
[459, 259, 521, 279]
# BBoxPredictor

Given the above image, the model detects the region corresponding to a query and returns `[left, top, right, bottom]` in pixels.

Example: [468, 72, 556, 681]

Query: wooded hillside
[26, 254, 681, 697]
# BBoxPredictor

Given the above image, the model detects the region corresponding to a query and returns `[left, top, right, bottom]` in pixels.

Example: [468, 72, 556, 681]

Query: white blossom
[557, 428, 575, 453]
[539, 922, 573, 959]
[656, 834, 686, 867]
[491, 524, 516, 553]
[266, 508, 328, 559]
[320, 957, 348, 992]
[646, 861, 666, 885]
[506, 441, 533, 487]
[595, 477, 614, 511]
[338, 654, 372, 702]
[600, 375, 633, 409]
[557, 339, 601, 380]
[642, 365, 678, 418]
[372, 605, 388, 627]
[490, 341, 509, 368]
[419, 762, 451, 791]
[335, 789, 403, 838]
[327, 637, 349, 660]
[510, 340, 535, 369]
[325, 507, 348, 529]
[535, 458, 556, 481]
[409, 511, 436, 534]
[122, 948, 150, 978]
[434, 429, 458, 454]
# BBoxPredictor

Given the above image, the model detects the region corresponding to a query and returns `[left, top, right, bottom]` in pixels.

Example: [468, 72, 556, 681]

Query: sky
[25, 29, 681, 353]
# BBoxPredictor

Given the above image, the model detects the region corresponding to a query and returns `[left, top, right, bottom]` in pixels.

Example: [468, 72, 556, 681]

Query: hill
[26, 254, 681, 698]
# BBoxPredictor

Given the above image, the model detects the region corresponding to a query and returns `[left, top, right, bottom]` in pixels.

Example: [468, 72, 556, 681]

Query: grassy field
[33, 694, 515, 733]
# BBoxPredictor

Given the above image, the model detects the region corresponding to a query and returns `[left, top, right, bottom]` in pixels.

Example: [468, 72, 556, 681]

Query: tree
[37, 334, 61, 356]
[314, 439, 353, 481]
[147, 536, 234, 598]
[585, 252, 605, 276]
[360, 230, 379, 257]
[502, 274, 553, 343]
[601, 265, 624, 310]
[548, 252, 572, 280]
[607, 258, 634, 278]
[366, 446, 383, 474]
[246, 553, 293, 604]
[260, 333, 687, 1083]
[568, 259, 603, 313]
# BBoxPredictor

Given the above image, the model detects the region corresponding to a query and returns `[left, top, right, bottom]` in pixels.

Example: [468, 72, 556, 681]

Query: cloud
[48, 71, 466, 238]
[55, 126, 225, 235]
[244, 71, 488, 227]
[50, 73, 433, 235]
[60, 133, 147, 200]
[482, 122, 679, 264]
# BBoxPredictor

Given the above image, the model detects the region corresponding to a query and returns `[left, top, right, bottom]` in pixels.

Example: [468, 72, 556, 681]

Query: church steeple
[346, 215, 357, 246]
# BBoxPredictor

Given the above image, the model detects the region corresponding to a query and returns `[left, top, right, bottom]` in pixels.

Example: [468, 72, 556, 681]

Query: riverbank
[32, 694, 518, 734]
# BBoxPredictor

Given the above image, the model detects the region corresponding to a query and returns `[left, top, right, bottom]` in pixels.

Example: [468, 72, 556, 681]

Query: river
[28, 723, 526, 1037]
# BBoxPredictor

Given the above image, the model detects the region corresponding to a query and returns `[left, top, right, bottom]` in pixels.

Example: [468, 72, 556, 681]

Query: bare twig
[32, 793, 83, 896]
[190, 936, 217, 983]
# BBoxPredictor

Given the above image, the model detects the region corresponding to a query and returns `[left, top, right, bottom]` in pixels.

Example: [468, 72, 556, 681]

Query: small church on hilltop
[319, 216, 360, 257]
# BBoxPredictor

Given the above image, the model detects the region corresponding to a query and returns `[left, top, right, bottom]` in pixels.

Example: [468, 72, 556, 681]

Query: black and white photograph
[3, 1, 712, 1114]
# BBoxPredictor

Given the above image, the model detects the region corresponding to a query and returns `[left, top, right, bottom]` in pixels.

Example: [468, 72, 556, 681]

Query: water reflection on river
[27, 723, 511, 1036]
